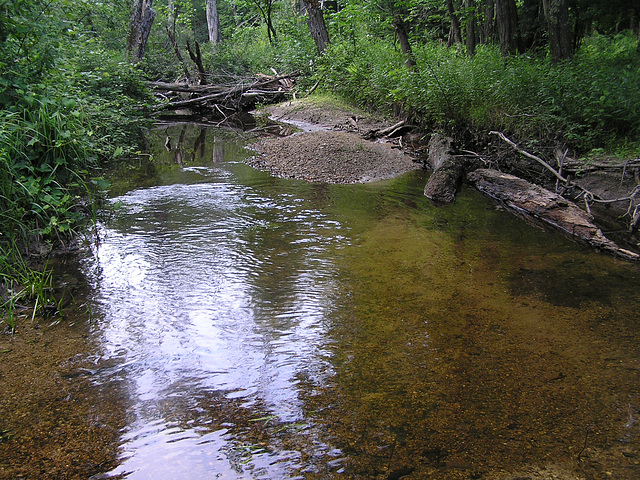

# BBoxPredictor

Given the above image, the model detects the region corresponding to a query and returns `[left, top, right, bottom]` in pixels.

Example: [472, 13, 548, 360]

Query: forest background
[1, 0, 639, 329]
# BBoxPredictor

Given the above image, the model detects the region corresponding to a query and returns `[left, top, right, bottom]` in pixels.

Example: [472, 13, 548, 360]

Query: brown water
[4, 123, 640, 480]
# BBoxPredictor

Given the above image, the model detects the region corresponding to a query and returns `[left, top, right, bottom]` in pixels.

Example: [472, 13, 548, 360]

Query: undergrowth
[316, 32, 640, 155]
[1, 19, 155, 333]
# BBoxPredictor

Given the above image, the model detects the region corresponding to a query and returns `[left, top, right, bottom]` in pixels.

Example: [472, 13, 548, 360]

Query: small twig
[577, 426, 591, 463]
[584, 193, 592, 216]
[461, 149, 490, 166]
[305, 80, 320, 97]
[555, 148, 567, 193]
[213, 103, 228, 118]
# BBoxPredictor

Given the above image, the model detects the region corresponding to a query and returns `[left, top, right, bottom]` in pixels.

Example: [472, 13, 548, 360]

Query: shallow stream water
[10, 123, 640, 480]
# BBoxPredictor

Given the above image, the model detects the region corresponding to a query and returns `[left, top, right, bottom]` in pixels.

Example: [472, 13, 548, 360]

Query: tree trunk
[495, 0, 519, 55]
[127, 0, 156, 61]
[167, 0, 176, 35]
[266, 1, 277, 43]
[186, 40, 207, 85]
[480, 0, 495, 45]
[304, 0, 330, 54]
[393, 15, 416, 68]
[446, 0, 463, 47]
[542, 0, 573, 61]
[254, 0, 277, 44]
[465, 0, 477, 55]
[206, 0, 222, 46]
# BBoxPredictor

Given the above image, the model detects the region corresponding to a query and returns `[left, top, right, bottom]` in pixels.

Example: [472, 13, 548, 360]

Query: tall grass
[0, 92, 90, 250]
[0, 50, 151, 332]
[317, 32, 640, 153]
[0, 247, 59, 334]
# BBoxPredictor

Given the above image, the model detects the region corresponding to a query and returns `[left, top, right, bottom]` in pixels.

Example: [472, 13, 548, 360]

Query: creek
[10, 122, 640, 480]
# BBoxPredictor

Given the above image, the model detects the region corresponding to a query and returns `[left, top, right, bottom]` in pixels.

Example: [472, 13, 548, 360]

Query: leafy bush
[0, 4, 154, 255]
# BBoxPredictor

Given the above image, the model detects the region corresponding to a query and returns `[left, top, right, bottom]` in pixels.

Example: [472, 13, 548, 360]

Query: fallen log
[423, 134, 465, 205]
[467, 168, 640, 262]
[491, 131, 640, 228]
[147, 82, 227, 94]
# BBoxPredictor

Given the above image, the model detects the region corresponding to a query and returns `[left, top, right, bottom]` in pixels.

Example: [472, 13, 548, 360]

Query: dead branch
[460, 149, 491, 167]
[149, 82, 226, 94]
[165, 27, 191, 82]
[186, 40, 207, 85]
[363, 120, 408, 140]
[149, 72, 298, 120]
[490, 131, 568, 184]
[490, 131, 640, 216]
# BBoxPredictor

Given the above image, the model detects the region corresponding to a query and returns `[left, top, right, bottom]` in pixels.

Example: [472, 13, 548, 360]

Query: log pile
[149, 72, 299, 120]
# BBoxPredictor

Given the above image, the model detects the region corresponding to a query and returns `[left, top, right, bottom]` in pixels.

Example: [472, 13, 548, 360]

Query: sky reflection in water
[85, 125, 640, 480]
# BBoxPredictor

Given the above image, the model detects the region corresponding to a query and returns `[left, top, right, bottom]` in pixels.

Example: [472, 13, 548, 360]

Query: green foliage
[551, 33, 640, 149]
[0, 91, 84, 245]
[317, 32, 640, 151]
[0, 0, 153, 331]
[204, 15, 317, 78]
[0, 248, 59, 334]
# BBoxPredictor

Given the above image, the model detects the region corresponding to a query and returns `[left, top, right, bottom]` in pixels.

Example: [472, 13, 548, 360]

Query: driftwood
[149, 72, 299, 119]
[468, 168, 640, 262]
[423, 134, 465, 204]
[363, 120, 412, 140]
[491, 130, 640, 228]
[554, 149, 640, 174]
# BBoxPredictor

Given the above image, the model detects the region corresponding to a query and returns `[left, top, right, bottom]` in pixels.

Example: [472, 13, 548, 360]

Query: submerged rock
[467, 168, 640, 262]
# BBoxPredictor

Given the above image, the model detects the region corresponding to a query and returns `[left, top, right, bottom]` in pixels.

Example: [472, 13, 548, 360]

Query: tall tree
[446, 0, 462, 47]
[393, 13, 416, 68]
[206, 0, 222, 45]
[494, 0, 519, 55]
[464, 0, 477, 55]
[381, 0, 416, 68]
[542, 0, 572, 61]
[252, 0, 278, 43]
[480, 0, 496, 45]
[304, 0, 330, 53]
[127, 0, 156, 61]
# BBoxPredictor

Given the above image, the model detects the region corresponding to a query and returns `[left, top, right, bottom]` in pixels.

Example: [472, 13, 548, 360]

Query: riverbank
[248, 96, 422, 184]
[254, 96, 640, 258]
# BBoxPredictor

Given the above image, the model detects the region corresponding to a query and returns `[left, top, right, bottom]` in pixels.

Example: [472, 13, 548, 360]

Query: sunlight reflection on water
[91, 167, 343, 478]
